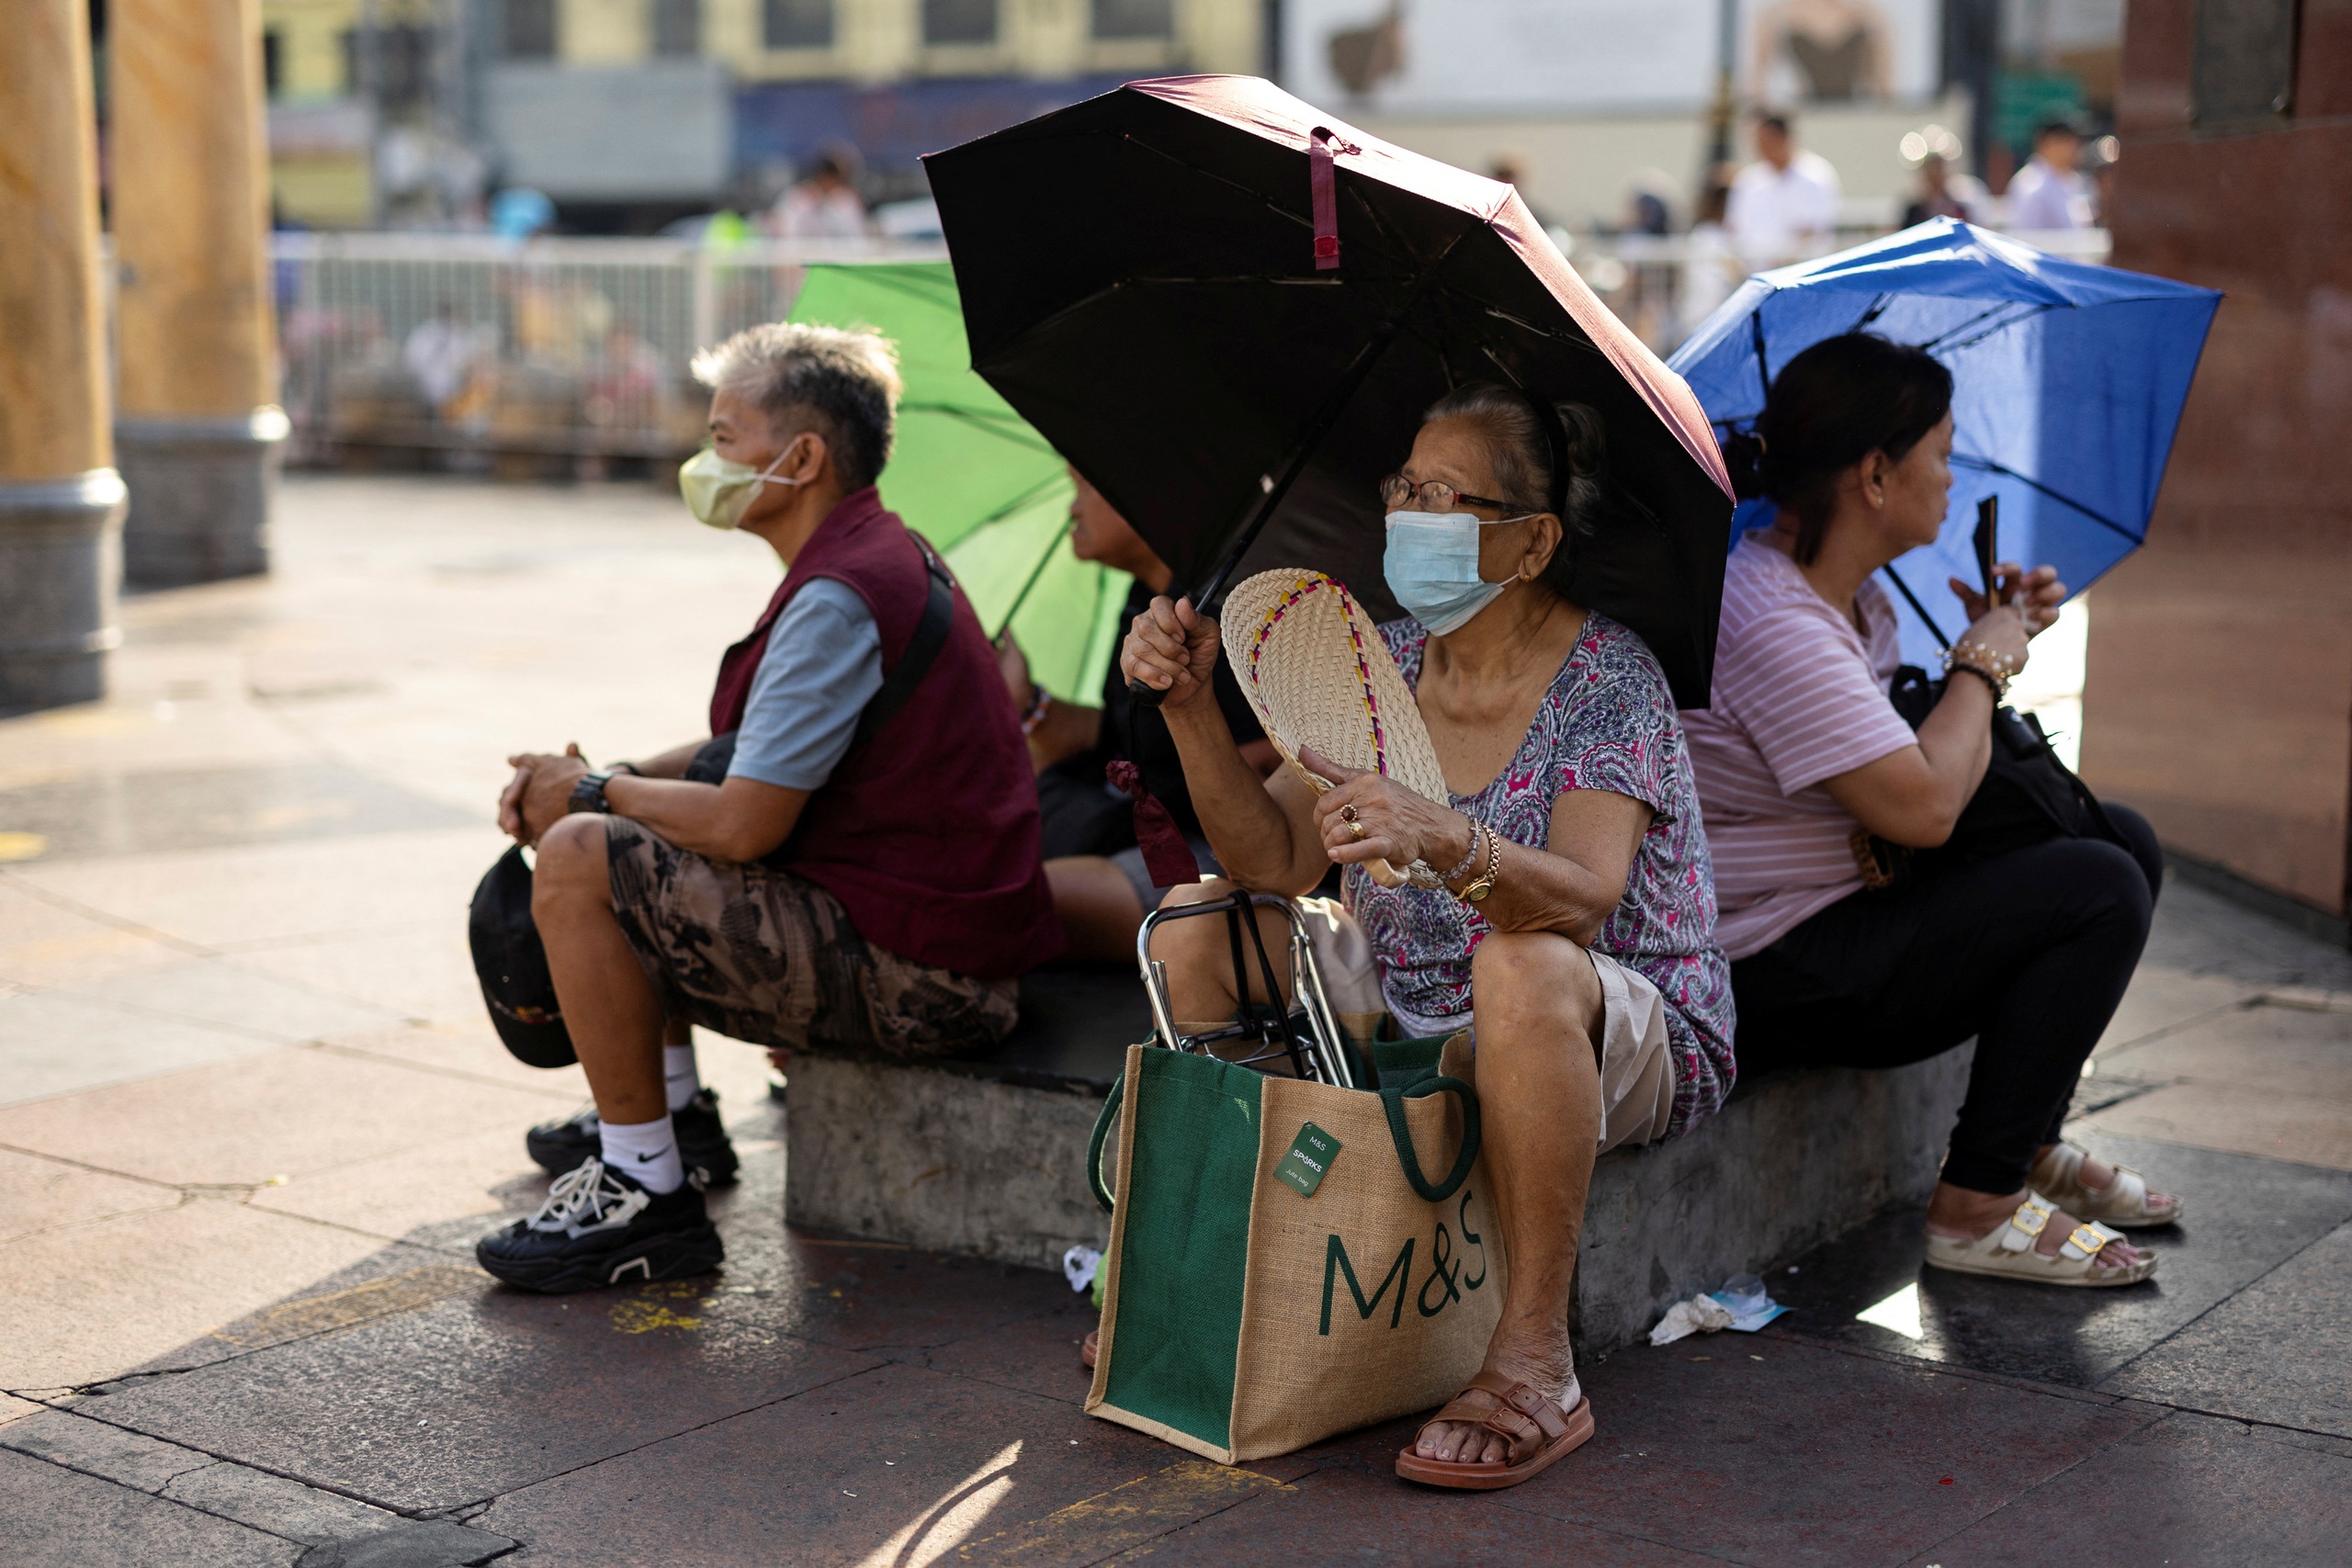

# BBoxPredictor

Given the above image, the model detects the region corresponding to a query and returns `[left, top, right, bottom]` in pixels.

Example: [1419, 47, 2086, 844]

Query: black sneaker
[475, 1156, 724, 1293]
[525, 1088, 741, 1187]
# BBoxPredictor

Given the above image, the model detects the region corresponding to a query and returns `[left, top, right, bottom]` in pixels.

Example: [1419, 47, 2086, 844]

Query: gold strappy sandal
[1923, 1193, 2156, 1287]
[2030, 1141, 2183, 1227]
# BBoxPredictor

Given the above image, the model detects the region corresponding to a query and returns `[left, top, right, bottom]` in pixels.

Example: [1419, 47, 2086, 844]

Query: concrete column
[108, 0, 286, 586]
[0, 0, 127, 712]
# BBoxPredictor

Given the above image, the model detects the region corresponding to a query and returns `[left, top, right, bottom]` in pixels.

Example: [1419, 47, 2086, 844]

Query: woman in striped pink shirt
[1684, 333, 2183, 1289]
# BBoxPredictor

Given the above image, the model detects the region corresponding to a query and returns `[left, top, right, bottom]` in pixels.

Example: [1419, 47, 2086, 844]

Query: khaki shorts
[604, 818, 1018, 1059]
[1295, 896, 1677, 1154]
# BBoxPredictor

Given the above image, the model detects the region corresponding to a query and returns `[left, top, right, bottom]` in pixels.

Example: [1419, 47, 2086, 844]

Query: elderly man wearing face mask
[478, 322, 1061, 1294]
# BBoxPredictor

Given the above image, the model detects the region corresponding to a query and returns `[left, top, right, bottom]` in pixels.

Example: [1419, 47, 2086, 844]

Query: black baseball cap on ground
[469, 844, 577, 1068]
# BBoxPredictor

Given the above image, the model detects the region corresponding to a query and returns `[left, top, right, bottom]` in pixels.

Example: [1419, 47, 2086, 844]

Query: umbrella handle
[1130, 214, 1471, 713]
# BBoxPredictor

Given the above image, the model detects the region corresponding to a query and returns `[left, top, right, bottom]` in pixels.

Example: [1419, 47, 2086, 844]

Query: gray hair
[690, 321, 903, 491]
[1421, 382, 1608, 600]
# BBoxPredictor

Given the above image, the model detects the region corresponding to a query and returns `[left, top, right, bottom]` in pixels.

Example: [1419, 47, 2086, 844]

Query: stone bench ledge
[784, 968, 1972, 1354]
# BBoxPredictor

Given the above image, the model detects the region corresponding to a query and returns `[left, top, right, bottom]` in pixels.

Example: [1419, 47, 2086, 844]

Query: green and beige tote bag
[1083, 1036, 1506, 1463]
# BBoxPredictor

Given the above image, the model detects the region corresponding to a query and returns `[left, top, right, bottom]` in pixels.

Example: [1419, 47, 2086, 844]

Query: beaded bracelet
[1947, 637, 2023, 680]
[1019, 682, 1053, 736]
[1945, 660, 2007, 700]
[1406, 818, 1487, 891]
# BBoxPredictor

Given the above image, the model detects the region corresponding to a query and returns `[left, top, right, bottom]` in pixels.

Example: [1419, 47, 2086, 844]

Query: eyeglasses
[1378, 474, 1526, 515]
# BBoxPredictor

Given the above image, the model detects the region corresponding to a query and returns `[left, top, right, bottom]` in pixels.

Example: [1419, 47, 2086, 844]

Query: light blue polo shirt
[727, 578, 884, 791]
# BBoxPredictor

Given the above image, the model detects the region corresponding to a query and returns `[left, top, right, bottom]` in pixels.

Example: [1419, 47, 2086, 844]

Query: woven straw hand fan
[1218, 569, 1449, 887]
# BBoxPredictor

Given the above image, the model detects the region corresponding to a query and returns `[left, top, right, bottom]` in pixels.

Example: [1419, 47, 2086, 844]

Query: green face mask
[678, 444, 802, 531]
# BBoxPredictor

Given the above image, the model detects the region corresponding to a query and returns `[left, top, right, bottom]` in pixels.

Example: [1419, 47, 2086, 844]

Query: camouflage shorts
[603, 818, 1019, 1060]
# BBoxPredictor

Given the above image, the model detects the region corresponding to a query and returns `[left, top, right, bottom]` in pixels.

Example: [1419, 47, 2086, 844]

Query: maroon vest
[710, 488, 1063, 979]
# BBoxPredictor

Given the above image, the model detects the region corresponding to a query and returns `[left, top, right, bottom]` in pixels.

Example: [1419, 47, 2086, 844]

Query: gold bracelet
[1455, 824, 1503, 904]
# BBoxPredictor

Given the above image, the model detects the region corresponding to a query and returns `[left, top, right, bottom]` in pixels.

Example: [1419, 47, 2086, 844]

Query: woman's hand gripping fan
[1218, 570, 1451, 888]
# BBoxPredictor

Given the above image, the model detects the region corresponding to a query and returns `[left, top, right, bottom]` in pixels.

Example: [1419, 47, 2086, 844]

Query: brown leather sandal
[1080, 1328, 1099, 1371]
[1394, 1369, 1594, 1491]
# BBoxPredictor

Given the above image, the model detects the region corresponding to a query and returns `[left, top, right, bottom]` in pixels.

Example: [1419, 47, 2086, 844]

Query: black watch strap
[569, 769, 616, 815]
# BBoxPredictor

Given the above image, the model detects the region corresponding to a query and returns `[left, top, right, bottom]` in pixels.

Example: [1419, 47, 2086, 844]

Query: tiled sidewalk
[2, 477, 2347, 1565]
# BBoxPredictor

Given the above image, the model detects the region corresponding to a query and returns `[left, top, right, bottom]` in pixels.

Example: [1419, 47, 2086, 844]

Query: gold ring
[1346, 819, 1366, 840]
[1340, 805, 1360, 823]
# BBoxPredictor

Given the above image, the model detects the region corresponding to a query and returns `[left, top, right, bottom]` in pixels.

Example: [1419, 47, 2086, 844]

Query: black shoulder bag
[1855, 499, 2129, 892]
[1854, 672, 2127, 895]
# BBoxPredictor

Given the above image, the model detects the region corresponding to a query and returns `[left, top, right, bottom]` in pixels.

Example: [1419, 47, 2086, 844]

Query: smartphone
[1973, 496, 2000, 604]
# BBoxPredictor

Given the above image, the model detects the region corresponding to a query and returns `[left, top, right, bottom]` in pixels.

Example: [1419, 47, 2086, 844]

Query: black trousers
[1730, 803, 2162, 1195]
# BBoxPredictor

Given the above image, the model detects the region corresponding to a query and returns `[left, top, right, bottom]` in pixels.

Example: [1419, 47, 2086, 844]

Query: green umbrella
[786, 262, 1130, 705]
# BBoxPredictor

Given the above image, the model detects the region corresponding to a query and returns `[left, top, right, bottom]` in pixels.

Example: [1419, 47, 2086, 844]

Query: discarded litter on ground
[1062, 1244, 1102, 1294]
[1710, 1273, 1792, 1332]
[1649, 1274, 1792, 1345]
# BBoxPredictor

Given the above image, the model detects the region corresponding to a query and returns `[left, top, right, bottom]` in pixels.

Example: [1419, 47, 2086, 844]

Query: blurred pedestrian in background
[1624, 179, 1673, 238]
[1900, 152, 1989, 228]
[1000, 468, 1277, 962]
[402, 303, 495, 423]
[769, 142, 869, 241]
[1727, 113, 1842, 270]
[1679, 179, 1742, 343]
[490, 186, 556, 242]
[2004, 118, 2096, 231]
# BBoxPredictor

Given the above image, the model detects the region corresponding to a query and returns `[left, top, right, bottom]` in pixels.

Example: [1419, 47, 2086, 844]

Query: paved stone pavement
[3, 475, 2348, 1566]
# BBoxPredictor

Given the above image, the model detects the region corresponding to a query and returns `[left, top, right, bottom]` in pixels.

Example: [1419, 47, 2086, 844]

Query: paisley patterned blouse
[1344, 614, 1736, 1139]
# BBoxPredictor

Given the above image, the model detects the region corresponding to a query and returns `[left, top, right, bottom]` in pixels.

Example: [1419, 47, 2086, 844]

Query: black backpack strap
[852, 535, 956, 750]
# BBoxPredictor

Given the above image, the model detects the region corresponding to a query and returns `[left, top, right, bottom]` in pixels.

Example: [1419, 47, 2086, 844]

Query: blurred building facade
[254, 3, 2135, 239]
[1274, 1, 2124, 235]
[2080, 0, 2352, 938]
[258, 0, 1264, 229]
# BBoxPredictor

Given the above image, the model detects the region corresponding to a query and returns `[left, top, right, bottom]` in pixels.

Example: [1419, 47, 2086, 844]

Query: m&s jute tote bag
[1083, 1035, 1507, 1463]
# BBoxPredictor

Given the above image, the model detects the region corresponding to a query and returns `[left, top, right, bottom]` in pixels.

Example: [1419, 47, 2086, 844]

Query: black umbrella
[924, 74, 1735, 705]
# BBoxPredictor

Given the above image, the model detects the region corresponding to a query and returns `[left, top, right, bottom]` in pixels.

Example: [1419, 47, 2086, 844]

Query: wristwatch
[569, 769, 616, 815]
[1455, 824, 1503, 905]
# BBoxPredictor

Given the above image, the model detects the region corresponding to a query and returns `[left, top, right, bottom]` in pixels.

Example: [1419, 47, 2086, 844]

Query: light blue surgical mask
[1383, 509, 1525, 636]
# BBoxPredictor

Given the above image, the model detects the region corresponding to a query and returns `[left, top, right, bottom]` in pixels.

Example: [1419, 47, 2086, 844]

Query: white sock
[599, 1114, 684, 1194]
[662, 1043, 701, 1112]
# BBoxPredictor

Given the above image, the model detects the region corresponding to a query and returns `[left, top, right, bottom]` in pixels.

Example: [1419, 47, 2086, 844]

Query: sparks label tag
[1275, 1121, 1340, 1198]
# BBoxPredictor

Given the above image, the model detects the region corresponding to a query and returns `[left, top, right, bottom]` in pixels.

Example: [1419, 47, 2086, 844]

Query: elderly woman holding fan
[1122, 384, 1735, 1492]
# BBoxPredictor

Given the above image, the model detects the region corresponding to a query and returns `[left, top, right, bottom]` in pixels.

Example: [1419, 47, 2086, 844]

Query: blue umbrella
[1668, 218, 2219, 664]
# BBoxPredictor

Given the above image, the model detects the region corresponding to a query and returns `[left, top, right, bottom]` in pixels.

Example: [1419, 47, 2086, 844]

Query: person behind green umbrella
[995, 467, 1280, 962]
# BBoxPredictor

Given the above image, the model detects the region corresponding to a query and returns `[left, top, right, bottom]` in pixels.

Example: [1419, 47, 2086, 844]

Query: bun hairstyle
[1724, 333, 1953, 566]
[1421, 382, 1608, 601]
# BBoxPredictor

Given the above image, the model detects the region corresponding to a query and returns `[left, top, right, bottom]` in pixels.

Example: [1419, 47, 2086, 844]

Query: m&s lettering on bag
[1320, 1188, 1491, 1334]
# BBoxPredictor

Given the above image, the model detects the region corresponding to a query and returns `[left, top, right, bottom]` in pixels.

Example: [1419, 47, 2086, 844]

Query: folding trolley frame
[1134, 888, 1356, 1089]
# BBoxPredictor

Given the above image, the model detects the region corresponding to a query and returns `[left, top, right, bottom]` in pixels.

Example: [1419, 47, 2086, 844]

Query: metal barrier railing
[268, 227, 2108, 468]
[271, 232, 944, 469]
[1555, 227, 2113, 359]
